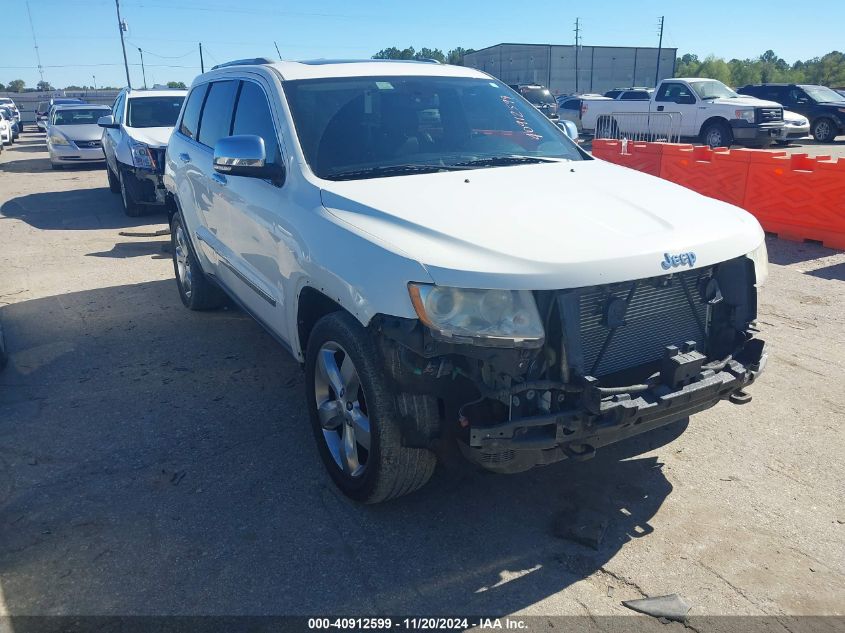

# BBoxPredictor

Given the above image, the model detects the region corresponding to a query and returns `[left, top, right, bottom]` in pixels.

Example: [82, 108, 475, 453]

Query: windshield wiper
[325, 164, 468, 181]
[452, 155, 562, 168]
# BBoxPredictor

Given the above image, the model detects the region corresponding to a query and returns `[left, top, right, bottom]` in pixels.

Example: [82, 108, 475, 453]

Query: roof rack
[211, 57, 275, 70]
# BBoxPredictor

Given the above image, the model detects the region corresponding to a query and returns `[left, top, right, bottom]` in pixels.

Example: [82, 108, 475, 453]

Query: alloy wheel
[174, 224, 193, 298]
[313, 341, 371, 478]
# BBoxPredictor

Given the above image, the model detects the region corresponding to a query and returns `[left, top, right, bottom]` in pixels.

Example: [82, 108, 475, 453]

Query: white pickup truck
[581, 78, 785, 148]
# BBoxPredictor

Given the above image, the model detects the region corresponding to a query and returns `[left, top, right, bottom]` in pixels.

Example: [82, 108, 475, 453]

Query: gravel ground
[0, 130, 843, 625]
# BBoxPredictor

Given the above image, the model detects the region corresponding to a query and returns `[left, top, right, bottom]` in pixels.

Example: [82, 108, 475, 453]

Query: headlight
[408, 284, 545, 347]
[48, 131, 71, 146]
[735, 109, 756, 123]
[130, 141, 155, 169]
[746, 241, 768, 287]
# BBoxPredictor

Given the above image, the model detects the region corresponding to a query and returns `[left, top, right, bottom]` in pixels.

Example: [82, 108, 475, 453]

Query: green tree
[373, 46, 416, 60]
[167, 81, 187, 89]
[8, 79, 25, 92]
[36, 80, 53, 92]
[697, 55, 732, 84]
[446, 47, 475, 65]
[0, 83, 5, 91]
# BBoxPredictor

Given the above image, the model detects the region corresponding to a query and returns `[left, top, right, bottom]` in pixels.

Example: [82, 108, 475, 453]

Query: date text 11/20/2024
[307, 617, 528, 630]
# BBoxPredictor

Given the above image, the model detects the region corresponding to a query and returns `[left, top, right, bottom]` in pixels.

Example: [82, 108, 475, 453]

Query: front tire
[701, 120, 732, 148]
[305, 312, 437, 503]
[170, 212, 226, 310]
[119, 168, 144, 217]
[106, 163, 120, 192]
[811, 118, 837, 143]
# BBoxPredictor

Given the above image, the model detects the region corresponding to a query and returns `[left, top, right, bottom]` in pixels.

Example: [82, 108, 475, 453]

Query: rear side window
[179, 84, 208, 140]
[232, 81, 280, 163]
[621, 91, 649, 100]
[561, 99, 581, 110]
[197, 80, 238, 148]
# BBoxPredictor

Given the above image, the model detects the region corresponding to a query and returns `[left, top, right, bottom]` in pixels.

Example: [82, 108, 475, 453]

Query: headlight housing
[48, 131, 71, 146]
[745, 240, 768, 287]
[735, 109, 756, 123]
[130, 140, 155, 170]
[408, 284, 545, 347]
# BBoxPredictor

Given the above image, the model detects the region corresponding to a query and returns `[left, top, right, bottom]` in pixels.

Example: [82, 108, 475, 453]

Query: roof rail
[211, 57, 275, 70]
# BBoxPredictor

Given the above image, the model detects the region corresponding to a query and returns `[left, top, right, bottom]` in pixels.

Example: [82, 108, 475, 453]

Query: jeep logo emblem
[661, 252, 697, 270]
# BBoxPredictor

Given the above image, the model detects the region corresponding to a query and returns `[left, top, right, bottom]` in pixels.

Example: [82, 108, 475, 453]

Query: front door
[652, 82, 700, 137]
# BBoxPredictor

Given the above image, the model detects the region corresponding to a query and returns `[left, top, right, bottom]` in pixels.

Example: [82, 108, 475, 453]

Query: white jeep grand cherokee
[164, 58, 769, 503]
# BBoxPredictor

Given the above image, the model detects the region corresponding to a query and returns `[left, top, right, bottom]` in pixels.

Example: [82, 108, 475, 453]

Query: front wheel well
[297, 287, 345, 354]
[698, 116, 730, 137]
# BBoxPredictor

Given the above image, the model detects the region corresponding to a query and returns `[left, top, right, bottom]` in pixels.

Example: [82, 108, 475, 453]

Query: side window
[562, 99, 580, 111]
[621, 91, 648, 100]
[790, 89, 810, 104]
[231, 80, 280, 163]
[656, 83, 693, 103]
[197, 80, 238, 148]
[179, 84, 208, 140]
[112, 94, 125, 123]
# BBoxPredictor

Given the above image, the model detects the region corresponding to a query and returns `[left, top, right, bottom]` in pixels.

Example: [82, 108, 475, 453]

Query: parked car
[0, 97, 20, 122]
[46, 103, 110, 169]
[37, 97, 85, 131]
[773, 110, 810, 145]
[0, 106, 20, 140]
[582, 78, 784, 148]
[99, 88, 187, 216]
[737, 83, 845, 142]
[0, 110, 13, 145]
[603, 88, 654, 101]
[555, 94, 611, 132]
[165, 59, 768, 503]
[836, 89, 845, 100]
[509, 84, 559, 121]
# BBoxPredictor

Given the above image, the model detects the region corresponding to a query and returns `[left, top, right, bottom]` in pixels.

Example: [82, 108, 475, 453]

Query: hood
[783, 110, 808, 124]
[52, 124, 103, 142]
[712, 96, 781, 108]
[125, 126, 174, 148]
[319, 160, 764, 290]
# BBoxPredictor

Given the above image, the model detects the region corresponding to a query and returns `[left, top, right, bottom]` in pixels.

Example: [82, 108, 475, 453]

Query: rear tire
[119, 168, 144, 217]
[701, 120, 732, 148]
[811, 117, 837, 143]
[305, 312, 437, 503]
[170, 212, 226, 310]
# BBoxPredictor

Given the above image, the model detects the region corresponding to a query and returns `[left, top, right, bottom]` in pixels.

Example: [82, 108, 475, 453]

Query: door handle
[656, 105, 665, 111]
[178, 152, 191, 163]
[212, 173, 227, 186]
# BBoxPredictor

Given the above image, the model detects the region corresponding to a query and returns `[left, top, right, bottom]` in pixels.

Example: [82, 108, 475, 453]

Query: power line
[26, 2, 45, 85]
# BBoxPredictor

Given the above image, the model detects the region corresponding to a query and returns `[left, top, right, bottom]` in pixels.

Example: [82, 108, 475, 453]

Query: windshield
[689, 80, 738, 99]
[521, 87, 555, 105]
[127, 95, 186, 128]
[801, 85, 845, 103]
[52, 108, 109, 125]
[284, 76, 583, 180]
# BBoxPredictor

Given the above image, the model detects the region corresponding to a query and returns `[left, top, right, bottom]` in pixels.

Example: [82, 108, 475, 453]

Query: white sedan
[774, 110, 810, 145]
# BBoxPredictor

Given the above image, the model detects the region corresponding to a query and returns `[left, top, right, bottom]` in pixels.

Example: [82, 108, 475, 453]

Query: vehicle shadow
[765, 234, 841, 267]
[0, 280, 680, 616]
[1, 188, 167, 231]
[86, 239, 171, 259]
[807, 262, 845, 281]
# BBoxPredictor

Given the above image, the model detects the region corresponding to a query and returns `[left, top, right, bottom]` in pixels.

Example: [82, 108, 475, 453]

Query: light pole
[92, 75, 96, 90]
[138, 47, 147, 89]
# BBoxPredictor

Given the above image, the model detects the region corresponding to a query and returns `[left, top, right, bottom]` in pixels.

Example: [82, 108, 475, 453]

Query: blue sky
[3, 0, 841, 89]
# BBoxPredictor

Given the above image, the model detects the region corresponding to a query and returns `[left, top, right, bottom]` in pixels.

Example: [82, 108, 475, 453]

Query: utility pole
[26, 2, 45, 86]
[654, 15, 665, 87]
[92, 75, 96, 89]
[199, 42, 205, 73]
[573, 17, 581, 93]
[274, 41, 282, 59]
[114, 0, 131, 88]
[138, 48, 147, 89]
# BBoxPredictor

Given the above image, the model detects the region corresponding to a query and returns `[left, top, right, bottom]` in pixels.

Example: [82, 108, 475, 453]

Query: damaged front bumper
[122, 165, 169, 206]
[463, 339, 767, 473]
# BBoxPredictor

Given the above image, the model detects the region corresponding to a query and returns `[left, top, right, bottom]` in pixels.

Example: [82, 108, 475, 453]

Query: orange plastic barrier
[659, 145, 786, 208]
[590, 139, 665, 176]
[744, 153, 845, 250]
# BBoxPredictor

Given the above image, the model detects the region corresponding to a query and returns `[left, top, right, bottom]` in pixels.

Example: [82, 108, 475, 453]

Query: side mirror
[213, 135, 285, 185]
[98, 115, 118, 129]
[557, 120, 579, 141]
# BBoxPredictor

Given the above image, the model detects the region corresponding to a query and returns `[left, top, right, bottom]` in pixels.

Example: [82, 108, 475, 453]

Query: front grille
[574, 269, 711, 377]
[755, 107, 783, 123]
[73, 139, 101, 149]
